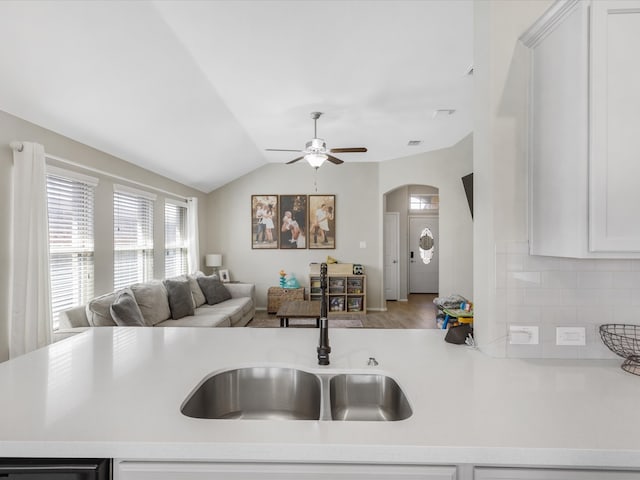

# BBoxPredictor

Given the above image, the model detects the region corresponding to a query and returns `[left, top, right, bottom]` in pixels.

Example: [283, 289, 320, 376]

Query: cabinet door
[525, 0, 590, 257]
[590, 1, 640, 252]
[475, 467, 640, 480]
[115, 461, 457, 480]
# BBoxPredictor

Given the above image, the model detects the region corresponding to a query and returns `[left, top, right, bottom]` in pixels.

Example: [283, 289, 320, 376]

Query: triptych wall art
[251, 194, 335, 250]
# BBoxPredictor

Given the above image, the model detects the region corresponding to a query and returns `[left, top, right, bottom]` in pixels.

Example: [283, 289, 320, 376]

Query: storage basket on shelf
[267, 287, 304, 314]
[599, 324, 640, 376]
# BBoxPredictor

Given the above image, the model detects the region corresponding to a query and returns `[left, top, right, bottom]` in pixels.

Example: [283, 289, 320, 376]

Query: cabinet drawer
[475, 467, 640, 480]
[115, 461, 457, 480]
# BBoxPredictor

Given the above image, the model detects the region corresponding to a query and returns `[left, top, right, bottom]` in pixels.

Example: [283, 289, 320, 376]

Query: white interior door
[409, 216, 439, 294]
[383, 213, 400, 300]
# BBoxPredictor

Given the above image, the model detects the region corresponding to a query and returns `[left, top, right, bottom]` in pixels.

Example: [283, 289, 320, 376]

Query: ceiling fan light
[305, 153, 327, 168]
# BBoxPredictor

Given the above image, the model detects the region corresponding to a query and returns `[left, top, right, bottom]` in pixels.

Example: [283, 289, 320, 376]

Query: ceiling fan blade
[286, 156, 305, 165]
[326, 155, 344, 165]
[330, 147, 368, 153]
[266, 148, 302, 152]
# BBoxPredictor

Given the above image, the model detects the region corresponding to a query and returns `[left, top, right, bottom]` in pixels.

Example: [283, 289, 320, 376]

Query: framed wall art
[279, 194, 307, 249]
[309, 194, 335, 249]
[219, 269, 230, 283]
[251, 195, 278, 249]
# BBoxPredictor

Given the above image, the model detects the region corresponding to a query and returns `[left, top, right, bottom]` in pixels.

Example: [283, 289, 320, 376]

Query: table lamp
[205, 254, 222, 276]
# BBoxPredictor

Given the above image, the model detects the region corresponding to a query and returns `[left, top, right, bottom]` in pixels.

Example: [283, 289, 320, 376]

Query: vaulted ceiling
[0, 1, 473, 193]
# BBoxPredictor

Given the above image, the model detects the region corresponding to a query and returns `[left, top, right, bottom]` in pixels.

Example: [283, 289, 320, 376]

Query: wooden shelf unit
[309, 274, 366, 314]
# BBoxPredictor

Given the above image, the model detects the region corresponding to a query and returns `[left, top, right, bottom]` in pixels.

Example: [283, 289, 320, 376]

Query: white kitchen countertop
[0, 327, 638, 468]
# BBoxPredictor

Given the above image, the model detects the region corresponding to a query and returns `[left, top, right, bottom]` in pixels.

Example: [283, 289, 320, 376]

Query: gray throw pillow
[109, 289, 146, 326]
[130, 281, 171, 326]
[164, 279, 195, 320]
[197, 275, 231, 305]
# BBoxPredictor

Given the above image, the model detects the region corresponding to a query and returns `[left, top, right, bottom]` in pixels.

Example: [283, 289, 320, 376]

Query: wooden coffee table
[276, 300, 322, 327]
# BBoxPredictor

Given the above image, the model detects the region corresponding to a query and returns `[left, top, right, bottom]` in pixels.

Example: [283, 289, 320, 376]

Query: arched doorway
[383, 184, 440, 302]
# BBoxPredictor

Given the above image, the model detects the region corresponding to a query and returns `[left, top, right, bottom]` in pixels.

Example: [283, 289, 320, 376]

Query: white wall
[379, 134, 474, 306]
[0, 110, 208, 362]
[206, 162, 381, 310]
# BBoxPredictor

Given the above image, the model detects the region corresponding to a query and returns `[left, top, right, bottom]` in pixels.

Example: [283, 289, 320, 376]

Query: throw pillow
[109, 289, 146, 326]
[164, 279, 195, 320]
[86, 291, 118, 327]
[130, 281, 171, 326]
[188, 272, 207, 308]
[197, 275, 231, 305]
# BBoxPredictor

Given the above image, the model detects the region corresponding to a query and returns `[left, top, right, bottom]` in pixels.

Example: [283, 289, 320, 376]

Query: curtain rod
[10, 140, 190, 201]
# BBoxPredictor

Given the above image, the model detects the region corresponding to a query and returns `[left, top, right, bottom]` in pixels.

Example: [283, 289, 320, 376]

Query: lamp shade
[205, 254, 222, 267]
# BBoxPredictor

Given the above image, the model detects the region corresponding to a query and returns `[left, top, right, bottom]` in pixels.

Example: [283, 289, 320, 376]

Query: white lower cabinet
[114, 461, 457, 480]
[474, 467, 640, 480]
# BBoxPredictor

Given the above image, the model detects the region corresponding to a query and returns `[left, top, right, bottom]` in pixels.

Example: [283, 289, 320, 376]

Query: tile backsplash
[495, 242, 640, 359]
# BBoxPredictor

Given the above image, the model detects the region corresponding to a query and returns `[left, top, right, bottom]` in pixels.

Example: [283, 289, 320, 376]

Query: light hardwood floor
[250, 294, 439, 329]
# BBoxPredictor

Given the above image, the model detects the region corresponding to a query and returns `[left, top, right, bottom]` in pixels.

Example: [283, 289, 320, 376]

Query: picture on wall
[309, 195, 336, 249]
[251, 195, 278, 249]
[279, 195, 307, 249]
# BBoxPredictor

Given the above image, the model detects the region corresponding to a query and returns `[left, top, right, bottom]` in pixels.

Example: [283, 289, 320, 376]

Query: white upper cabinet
[522, 0, 640, 258]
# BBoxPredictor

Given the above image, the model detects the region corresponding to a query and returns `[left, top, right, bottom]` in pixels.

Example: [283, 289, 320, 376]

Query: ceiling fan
[266, 112, 367, 168]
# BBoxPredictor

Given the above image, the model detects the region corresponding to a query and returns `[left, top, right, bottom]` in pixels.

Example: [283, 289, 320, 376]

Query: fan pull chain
[313, 167, 319, 192]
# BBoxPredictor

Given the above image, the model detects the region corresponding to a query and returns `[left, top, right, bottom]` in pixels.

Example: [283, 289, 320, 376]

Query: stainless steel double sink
[181, 367, 412, 422]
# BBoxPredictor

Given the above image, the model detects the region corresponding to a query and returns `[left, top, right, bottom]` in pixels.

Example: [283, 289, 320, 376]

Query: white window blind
[113, 187, 155, 289]
[165, 200, 188, 278]
[46, 170, 96, 330]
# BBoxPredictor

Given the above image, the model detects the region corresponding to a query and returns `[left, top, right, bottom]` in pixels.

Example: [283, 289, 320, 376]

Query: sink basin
[329, 374, 412, 421]
[181, 367, 321, 420]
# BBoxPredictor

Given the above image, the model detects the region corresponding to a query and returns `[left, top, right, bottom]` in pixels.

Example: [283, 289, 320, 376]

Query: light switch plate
[509, 325, 539, 345]
[556, 326, 586, 346]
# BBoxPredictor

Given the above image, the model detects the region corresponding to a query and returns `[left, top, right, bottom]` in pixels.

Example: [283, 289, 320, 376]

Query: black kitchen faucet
[317, 262, 331, 365]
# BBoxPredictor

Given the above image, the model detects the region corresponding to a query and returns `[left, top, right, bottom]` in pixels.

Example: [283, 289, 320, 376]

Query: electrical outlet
[556, 326, 586, 346]
[509, 325, 539, 345]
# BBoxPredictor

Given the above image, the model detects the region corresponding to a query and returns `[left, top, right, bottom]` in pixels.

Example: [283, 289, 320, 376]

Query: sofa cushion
[130, 281, 171, 326]
[86, 291, 118, 327]
[197, 275, 231, 305]
[199, 297, 254, 327]
[188, 272, 207, 307]
[155, 312, 231, 328]
[164, 278, 195, 320]
[110, 288, 146, 326]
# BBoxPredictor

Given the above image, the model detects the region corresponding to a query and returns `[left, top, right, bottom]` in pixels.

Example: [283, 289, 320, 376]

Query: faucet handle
[367, 357, 379, 366]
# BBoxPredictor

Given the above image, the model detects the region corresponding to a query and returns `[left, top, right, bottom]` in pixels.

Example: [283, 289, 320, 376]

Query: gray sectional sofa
[56, 272, 255, 338]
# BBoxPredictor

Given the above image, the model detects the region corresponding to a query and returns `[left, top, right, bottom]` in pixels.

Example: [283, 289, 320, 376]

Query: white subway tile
[541, 271, 578, 289]
[561, 289, 603, 306]
[506, 305, 542, 323]
[507, 271, 541, 288]
[577, 271, 613, 289]
[575, 305, 612, 324]
[612, 271, 635, 288]
[597, 288, 632, 306]
[593, 259, 633, 272]
[540, 305, 578, 323]
[523, 288, 563, 306]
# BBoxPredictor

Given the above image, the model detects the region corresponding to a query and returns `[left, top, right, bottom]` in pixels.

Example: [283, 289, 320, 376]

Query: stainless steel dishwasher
[0, 458, 110, 479]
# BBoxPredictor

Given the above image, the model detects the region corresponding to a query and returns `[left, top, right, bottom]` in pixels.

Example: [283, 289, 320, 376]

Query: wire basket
[599, 324, 640, 376]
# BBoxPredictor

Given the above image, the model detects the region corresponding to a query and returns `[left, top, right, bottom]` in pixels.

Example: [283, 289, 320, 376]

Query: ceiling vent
[407, 140, 422, 146]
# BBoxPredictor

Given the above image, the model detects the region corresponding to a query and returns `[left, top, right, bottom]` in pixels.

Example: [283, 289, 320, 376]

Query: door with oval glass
[409, 216, 439, 293]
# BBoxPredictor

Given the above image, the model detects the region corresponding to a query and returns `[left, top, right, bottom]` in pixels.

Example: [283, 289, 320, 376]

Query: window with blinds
[46, 169, 97, 330]
[165, 200, 189, 278]
[113, 186, 155, 290]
